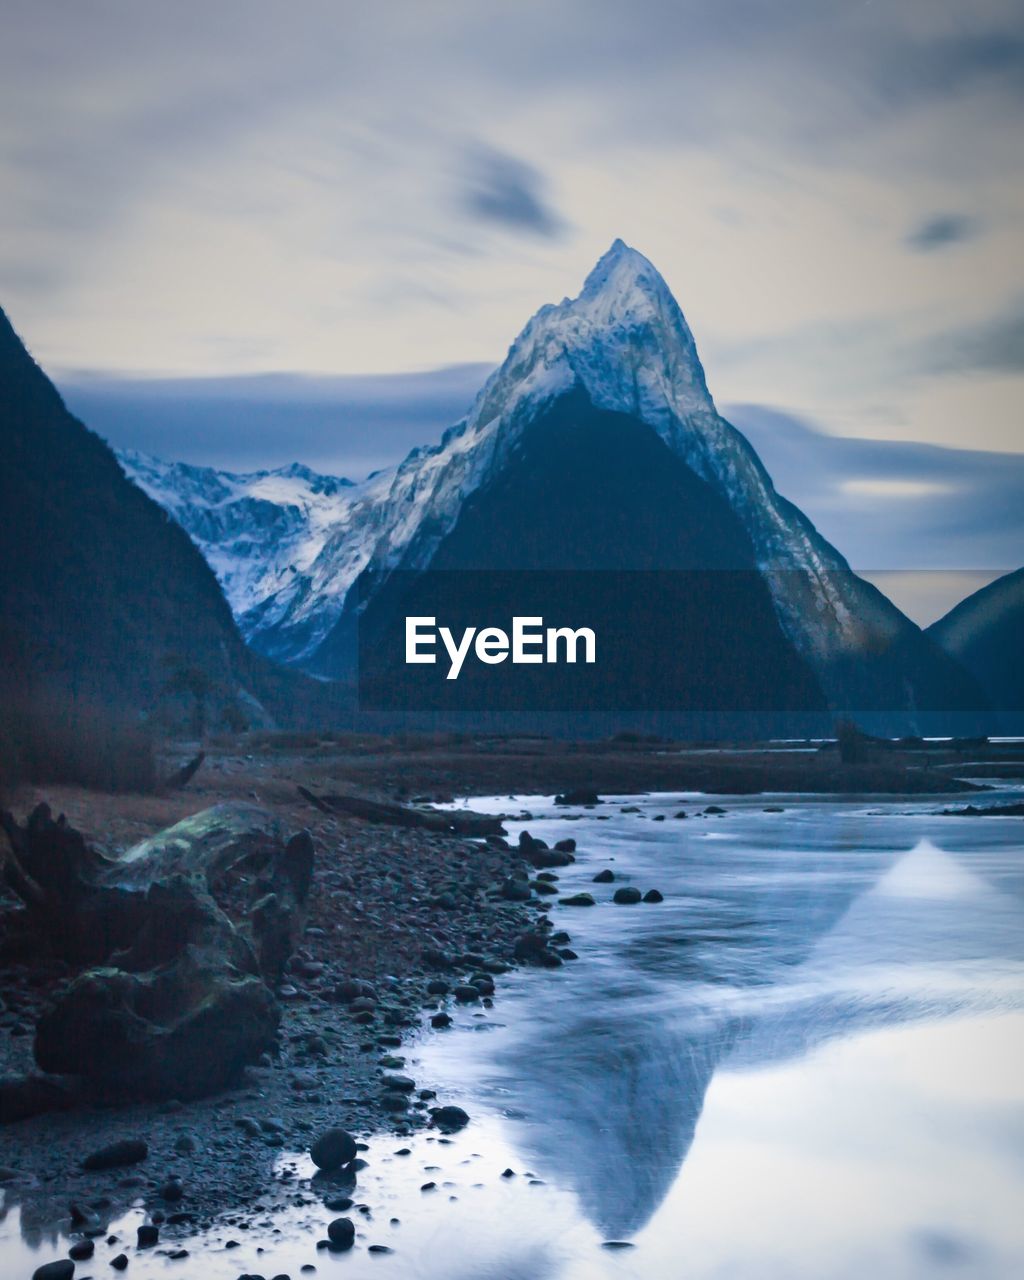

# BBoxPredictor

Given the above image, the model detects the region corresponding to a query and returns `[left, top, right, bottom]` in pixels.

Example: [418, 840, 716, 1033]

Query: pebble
[81, 1139, 148, 1171]
[327, 1216, 355, 1251]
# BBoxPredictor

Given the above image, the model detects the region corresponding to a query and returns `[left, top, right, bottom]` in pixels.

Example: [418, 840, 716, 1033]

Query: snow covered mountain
[245, 243, 874, 665]
[121, 240, 986, 729]
[116, 450, 355, 622]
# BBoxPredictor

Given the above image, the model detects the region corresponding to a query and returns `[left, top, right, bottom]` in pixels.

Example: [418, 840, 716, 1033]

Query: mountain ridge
[113, 241, 989, 731]
[928, 568, 1024, 722]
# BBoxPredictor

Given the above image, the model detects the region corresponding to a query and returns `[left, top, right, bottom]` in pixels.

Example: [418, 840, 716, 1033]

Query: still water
[4, 791, 1023, 1278]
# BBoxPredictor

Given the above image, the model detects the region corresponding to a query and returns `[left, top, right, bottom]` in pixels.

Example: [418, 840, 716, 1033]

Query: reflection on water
[423, 792, 1024, 1272]
[2, 792, 1023, 1278]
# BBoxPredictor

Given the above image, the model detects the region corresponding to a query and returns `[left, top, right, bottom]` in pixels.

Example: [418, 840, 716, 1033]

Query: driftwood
[297, 785, 505, 837]
[161, 749, 206, 791]
[0, 803, 314, 1110]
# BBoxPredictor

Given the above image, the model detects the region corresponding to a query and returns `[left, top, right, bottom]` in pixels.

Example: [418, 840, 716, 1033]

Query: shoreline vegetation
[1, 731, 1020, 1276]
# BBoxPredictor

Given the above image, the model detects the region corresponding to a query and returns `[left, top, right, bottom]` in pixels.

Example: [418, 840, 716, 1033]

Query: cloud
[56, 363, 493, 478]
[923, 300, 1024, 374]
[460, 146, 568, 239]
[53, 362, 1023, 600]
[724, 402, 1024, 579]
[907, 213, 980, 251]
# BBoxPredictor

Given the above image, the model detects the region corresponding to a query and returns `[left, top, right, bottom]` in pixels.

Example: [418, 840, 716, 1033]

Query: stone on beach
[81, 1139, 148, 1171]
[310, 1127, 357, 1172]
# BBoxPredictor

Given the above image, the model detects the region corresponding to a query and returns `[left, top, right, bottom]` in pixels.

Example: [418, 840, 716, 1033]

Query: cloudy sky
[1, 1, 1022, 612]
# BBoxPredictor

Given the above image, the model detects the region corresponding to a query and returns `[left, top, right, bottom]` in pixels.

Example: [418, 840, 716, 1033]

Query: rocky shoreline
[0, 732, 1015, 1278]
[0, 749, 591, 1278]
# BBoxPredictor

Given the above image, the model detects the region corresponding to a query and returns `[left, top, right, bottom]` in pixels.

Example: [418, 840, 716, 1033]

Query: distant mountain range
[0, 306, 327, 740]
[117, 450, 354, 622]
[115, 240, 992, 734]
[928, 569, 1024, 726]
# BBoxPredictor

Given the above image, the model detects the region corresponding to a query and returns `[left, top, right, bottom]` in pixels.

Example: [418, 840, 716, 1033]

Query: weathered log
[0, 803, 314, 1107]
[161, 749, 206, 791]
[34, 875, 279, 1100]
[297, 786, 504, 836]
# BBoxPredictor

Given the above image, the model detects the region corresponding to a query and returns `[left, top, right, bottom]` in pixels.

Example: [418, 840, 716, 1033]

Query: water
[3, 791, 1023, 1278]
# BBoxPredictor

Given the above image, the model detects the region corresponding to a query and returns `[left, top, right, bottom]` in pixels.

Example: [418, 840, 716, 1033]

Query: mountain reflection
[496, 838, 1022, 1240]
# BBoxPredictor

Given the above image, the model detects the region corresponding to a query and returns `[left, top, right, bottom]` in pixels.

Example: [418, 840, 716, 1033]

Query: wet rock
[137, 1222, 159, 1247]
[111, 1256, 129, 1271]
[333, 978, 376, 1003]
[500, 878, 532, 902]
[513, 931, 548, 964]
[592, 869, 615, 883]
[554, 790, 601, 806]
[704, 805, 726, 815]
[425, 979, 449, 996]
[327, 1216, 355, 1251]
[431, 1105, 470, 1133]
[453, 985, 481, 1003]
[311, 1128, 357, 1172]
[613, 887, 642, 905]
[383, 1075, 415, 1092]
[81, 1139, 148, 1171]
[518, 831, 573, 869]
[643, 889, 664, 903]
[430, 1012, 452, 1028]
[559, 893, 596, 907]
[32, 1262, 74, 1280]
[553, 838, 577, 853]
[68, 1239, 95, 1259]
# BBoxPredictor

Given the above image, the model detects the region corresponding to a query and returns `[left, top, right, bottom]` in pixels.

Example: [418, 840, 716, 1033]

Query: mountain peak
[467, 240, 715, 437]
[580, 238, 667, 303]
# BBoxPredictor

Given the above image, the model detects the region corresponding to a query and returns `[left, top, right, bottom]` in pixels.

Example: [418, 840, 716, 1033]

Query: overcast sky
[2, 1, 1022, 605]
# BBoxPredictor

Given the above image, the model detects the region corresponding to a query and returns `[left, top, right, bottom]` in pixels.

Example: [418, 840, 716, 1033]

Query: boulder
[431, 1105, 470, 1133]
[311, 1128, 358, 1172]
